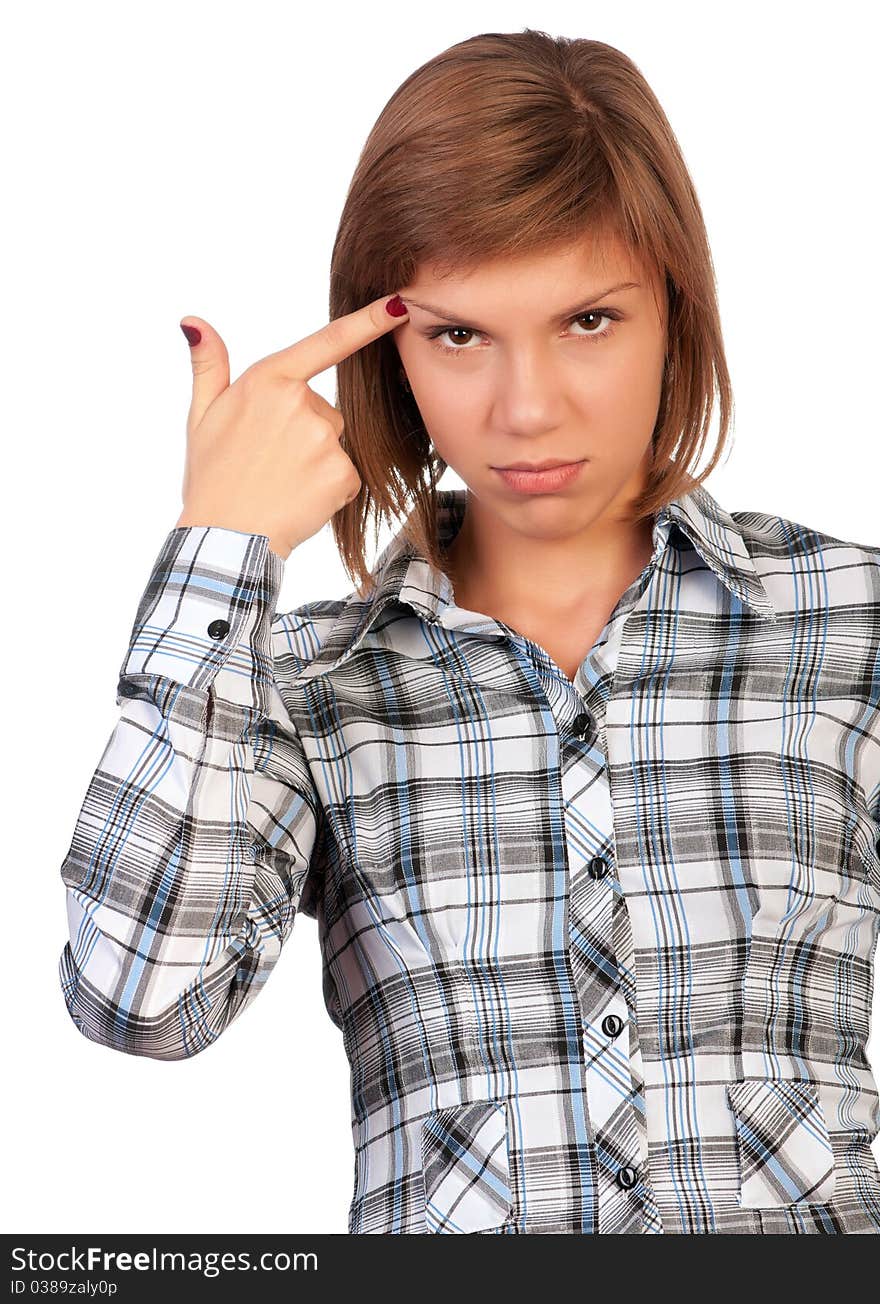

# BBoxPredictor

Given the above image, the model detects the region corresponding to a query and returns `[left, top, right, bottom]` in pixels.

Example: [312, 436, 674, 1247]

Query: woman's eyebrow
[401, 282, 641, 326]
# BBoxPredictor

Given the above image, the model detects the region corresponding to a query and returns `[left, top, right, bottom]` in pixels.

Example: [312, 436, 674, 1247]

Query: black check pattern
[59, 480, 880, 1232]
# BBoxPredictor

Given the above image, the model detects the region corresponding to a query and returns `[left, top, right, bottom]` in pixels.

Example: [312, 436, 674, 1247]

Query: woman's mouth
[491, 459, 587, 494]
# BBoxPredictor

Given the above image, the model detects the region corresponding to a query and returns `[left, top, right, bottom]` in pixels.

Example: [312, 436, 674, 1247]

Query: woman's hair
[328, 29, 731, 596]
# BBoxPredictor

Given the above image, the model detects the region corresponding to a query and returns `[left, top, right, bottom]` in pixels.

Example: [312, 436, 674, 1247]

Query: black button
[588, 856, 610, 880]
[616, 1165, 638, 1190]
[602, 1014, 624, 1038]
[207, 618, 231, 640]
[571, 711, 591, 738]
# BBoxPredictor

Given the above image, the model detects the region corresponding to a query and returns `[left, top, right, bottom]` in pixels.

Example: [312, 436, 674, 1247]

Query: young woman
[57, 30, 880, 1235]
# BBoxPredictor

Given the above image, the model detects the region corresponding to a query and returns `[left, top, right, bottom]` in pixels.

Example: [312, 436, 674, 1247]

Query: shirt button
[602, 1014, 624, 1038]
[616, 1165, 639, 1190]
[207, 618, 231, 640]
[588, 856, 610, 880]
[571, 711, 592, 738]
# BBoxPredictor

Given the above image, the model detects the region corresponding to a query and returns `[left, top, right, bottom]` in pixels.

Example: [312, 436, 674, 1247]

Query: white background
[4, 0, 878, 1235]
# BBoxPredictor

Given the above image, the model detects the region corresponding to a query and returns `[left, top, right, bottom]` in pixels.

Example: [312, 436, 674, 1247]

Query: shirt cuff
[117, 524, 285, 713]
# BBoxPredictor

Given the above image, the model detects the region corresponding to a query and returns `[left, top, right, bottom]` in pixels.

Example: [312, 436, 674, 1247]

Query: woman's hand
[175, 294, 409, 559]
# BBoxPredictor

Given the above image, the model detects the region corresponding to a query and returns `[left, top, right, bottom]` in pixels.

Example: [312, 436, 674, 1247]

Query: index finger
[267, 293, 410, 381]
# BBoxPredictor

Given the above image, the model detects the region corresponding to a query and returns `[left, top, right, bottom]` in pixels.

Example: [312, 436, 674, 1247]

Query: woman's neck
[443, 501, 657, 624]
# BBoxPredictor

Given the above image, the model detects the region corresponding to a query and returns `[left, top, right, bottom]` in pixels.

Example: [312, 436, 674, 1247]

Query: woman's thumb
[180, 316, 230, 429]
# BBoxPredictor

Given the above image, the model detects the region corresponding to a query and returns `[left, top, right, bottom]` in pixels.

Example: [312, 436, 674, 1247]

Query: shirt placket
[507, 578, 665, 1235]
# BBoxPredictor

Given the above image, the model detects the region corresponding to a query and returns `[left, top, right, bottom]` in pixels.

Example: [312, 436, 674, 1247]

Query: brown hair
[328, 29, 731, 596]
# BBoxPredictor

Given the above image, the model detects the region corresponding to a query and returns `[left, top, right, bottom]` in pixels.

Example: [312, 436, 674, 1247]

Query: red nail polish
[385, 295, 408, 317]
[180, 323, 201, 346]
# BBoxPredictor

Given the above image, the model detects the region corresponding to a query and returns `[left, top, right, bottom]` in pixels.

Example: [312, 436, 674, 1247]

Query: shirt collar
[290, 478, 777, 685]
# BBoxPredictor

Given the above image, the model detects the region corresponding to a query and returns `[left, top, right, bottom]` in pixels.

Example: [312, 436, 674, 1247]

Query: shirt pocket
[421, 1099, 514, 1233]
[725, 1078, 836, 1207]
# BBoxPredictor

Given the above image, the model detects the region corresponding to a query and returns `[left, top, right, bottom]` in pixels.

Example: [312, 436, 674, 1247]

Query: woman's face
[393, 234, 668, 542]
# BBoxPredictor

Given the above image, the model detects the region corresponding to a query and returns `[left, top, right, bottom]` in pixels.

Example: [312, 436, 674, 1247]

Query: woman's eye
[568, 310, 620, 341]
[428, 326, 481, 352]
[426, 309, 621, 357]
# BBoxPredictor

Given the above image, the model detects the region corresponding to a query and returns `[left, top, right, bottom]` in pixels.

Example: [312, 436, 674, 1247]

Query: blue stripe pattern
[58, 481, 880, 1233]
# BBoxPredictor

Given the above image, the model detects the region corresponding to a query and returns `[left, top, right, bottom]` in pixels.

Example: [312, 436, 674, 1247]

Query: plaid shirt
[58, 481, 880, 1234]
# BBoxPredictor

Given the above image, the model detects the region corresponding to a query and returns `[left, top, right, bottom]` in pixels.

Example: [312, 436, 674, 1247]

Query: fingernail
[180, 323, 201, 346]
[385, 295, 408, 317]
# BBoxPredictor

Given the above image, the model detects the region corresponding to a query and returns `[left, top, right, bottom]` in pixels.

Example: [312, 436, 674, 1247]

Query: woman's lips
[492, 459, 586, 494]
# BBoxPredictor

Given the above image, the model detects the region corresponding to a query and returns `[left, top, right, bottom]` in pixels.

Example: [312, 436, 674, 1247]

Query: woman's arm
[58, 523, 320, 1061]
